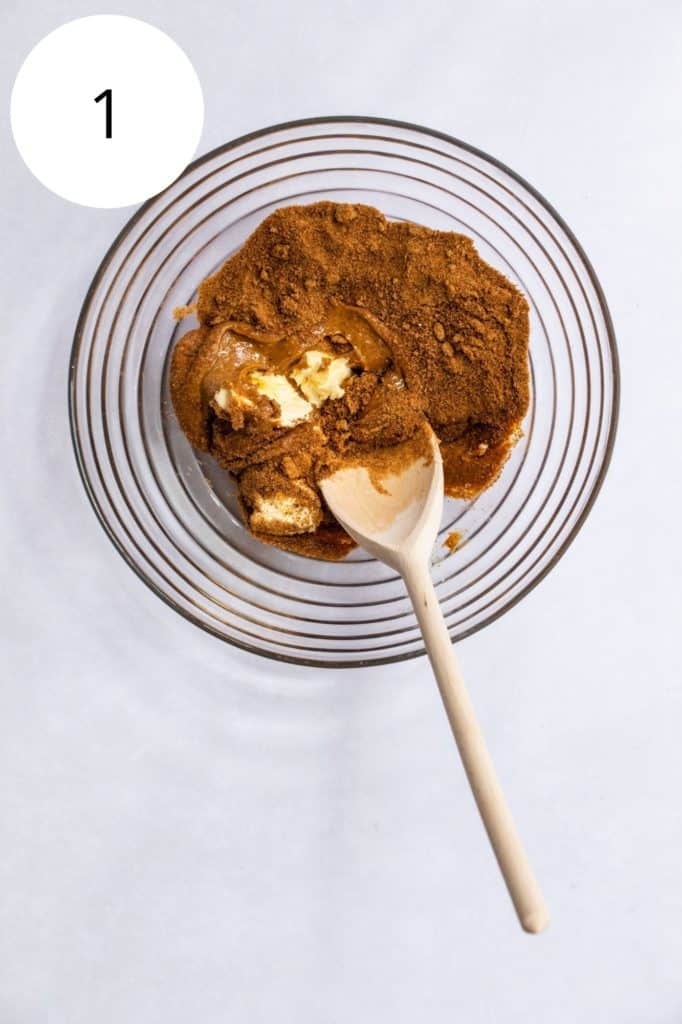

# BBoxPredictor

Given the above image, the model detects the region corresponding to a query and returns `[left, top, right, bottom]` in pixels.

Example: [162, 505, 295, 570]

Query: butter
[250, 372, 312, 427]
[213, 387, 254, 412]
[214, 387, 230, 411]
[218, 350, 350, 430]
[291, 350, 351, 406]
[250, 494, 319, 535]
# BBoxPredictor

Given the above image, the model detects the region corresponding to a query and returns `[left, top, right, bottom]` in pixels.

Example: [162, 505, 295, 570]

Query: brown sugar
[170, 202, 530, 560]
[444, 530, 463, 554]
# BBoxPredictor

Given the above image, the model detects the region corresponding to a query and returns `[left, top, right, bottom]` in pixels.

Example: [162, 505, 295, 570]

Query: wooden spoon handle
[403, 561, 550, 934]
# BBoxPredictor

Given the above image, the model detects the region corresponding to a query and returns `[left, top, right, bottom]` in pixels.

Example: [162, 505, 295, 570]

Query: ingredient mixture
[170, 202, 530, 560]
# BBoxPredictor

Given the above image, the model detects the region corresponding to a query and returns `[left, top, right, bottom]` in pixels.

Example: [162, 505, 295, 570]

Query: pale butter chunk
[213, 387, 254, 412]
[290, 350, 351, 406]
[250, 494, 320, 535]
[250, 372, 313, 427]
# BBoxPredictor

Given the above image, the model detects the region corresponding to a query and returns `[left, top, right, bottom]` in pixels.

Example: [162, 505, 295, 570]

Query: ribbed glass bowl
[69, 117, 619, 666]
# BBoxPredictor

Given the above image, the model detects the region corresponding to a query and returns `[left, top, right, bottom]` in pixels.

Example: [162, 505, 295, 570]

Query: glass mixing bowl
[69, 117, 619, 666]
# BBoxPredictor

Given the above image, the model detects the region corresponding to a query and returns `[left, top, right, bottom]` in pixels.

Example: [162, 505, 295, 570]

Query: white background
[2, 2, 681, 1021]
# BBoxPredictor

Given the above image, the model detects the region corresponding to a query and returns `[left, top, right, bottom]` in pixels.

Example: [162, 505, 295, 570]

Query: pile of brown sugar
[170, 201, 530, 560]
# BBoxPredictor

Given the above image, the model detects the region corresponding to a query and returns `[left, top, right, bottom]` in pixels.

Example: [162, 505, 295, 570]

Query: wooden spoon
[320, 429, 549, 933]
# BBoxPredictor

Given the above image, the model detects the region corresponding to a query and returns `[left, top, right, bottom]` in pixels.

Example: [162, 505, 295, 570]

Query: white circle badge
[10, 16, 204, 208]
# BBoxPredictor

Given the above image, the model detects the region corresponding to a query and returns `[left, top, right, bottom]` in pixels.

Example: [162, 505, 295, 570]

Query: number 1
[94, 88, 112, 138]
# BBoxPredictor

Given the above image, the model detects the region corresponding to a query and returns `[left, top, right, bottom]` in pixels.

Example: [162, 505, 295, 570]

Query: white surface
[1, 1, 681, 1020]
